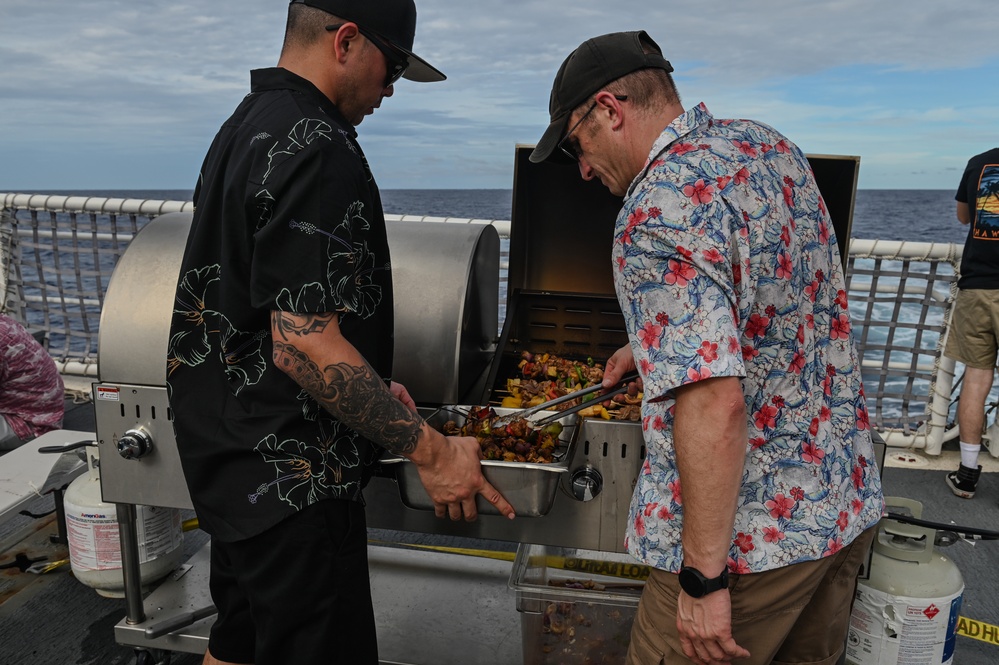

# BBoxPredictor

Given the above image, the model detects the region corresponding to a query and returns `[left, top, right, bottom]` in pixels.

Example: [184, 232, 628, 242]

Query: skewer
[492, 374, 640, 428]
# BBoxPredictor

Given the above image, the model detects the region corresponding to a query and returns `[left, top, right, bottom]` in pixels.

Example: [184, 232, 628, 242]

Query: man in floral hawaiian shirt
[168, 2, 512, 664]
[532, 31, 884, 665]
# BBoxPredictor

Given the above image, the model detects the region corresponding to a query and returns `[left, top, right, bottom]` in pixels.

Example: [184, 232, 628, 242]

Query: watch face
[678, 567, 706, 598]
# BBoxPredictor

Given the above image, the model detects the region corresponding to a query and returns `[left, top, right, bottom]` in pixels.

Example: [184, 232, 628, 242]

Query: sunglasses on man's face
[326, 23, 409, 88]
[558, 95, 628, 162]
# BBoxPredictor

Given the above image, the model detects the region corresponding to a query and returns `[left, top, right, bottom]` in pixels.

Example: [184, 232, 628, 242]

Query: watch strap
[679, 565, 729, 598]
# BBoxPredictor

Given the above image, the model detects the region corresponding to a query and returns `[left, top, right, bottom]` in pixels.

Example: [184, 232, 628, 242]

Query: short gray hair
[602, 67, 681, 110]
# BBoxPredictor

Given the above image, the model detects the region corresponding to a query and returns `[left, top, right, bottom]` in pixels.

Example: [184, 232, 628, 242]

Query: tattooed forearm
[272, 340, 424, 455]
[273, 341, 326, 389]
[271, 311, 335, 341]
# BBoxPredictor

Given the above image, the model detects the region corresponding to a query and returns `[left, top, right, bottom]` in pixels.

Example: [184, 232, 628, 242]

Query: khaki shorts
[627, 527, 876, 665]
[945, 289, 999, 370]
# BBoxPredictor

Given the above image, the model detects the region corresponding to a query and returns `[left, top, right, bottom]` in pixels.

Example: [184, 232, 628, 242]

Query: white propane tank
[846, 498, 964, 665]
[63, 446, 184, 598]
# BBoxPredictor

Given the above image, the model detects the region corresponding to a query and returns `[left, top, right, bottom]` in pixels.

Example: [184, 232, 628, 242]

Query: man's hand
[676, 589, 750, 665]
[389, 381, 417, 412]
[412, 433, 515, 521]
[603, 344, 641, 388]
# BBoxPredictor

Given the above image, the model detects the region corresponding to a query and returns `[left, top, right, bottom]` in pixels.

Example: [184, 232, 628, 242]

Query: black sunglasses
[326, 23, 409, 88]
[558, 95, 628, 161]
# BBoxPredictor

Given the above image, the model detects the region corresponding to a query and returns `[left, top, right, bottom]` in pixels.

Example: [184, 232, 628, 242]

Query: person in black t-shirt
[944, 146, 999, 500]
[167, 2, 514, 663]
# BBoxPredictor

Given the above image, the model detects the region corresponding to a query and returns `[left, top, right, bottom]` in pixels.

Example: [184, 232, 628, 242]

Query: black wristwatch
[678, 565, 729, 598]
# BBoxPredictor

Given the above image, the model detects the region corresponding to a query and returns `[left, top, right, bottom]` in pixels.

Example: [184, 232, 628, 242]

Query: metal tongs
[491, 373, 640, 428]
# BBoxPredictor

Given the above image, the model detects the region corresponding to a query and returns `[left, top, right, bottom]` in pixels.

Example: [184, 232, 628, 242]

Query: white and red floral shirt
[614, 104, 884, 574]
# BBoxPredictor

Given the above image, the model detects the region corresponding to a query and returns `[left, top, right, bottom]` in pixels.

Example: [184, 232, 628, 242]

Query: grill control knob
[117, 428, 154, 460]
[569, 466, 603, 502]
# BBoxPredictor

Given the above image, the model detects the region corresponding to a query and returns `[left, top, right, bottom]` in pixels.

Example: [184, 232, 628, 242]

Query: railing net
[846, 239, 961, 452]
[0, 194, 962, 453]
[0, 194, 194, 379]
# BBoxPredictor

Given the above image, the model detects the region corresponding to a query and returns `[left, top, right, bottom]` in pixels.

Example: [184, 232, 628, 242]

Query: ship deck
[2, 397, 998, 664]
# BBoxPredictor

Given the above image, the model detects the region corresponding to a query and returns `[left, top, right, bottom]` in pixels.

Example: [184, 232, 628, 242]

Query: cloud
[1, 0, 997, 190]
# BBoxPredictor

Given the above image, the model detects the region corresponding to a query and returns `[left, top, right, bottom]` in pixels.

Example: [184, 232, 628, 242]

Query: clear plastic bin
[510, 543, 649, 664]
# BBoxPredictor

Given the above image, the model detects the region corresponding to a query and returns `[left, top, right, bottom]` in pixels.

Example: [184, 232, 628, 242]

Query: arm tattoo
[271, 311, 334, 341]
[273, 340, 424, 455]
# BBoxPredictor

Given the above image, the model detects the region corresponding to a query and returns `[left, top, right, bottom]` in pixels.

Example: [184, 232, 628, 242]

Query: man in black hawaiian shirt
[167, 2, 514, 663]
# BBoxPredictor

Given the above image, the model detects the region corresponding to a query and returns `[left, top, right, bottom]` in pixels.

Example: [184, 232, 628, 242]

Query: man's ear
[329, 23, 360, 64]
[595, 91, 625, 131]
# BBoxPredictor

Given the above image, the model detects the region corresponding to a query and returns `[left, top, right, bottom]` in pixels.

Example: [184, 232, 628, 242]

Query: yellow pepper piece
[501, 396, 522, 408]
[577, 405, 607, 419]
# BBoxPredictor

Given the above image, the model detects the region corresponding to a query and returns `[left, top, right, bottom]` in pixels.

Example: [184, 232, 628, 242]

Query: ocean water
[8, 186, 968, 427]
[19, 188, 964, 244]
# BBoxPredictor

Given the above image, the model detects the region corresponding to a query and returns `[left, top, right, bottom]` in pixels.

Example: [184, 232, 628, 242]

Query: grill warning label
[96, 386, 120, 402]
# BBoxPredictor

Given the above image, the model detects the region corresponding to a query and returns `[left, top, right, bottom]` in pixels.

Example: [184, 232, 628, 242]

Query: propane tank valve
[117, 428, 154, 460]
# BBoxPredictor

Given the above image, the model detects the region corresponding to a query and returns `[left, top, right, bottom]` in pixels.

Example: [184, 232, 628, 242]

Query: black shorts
[207, 499, 377, 664]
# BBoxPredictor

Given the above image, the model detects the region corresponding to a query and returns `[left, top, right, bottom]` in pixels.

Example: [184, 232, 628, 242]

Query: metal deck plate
[113, 543, 213, 654]
[114, 541, 523, 664]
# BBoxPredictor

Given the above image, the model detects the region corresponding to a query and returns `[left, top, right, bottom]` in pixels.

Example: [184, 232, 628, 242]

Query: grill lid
[510, 145, 623, 299]
[509, 146, 859, 295]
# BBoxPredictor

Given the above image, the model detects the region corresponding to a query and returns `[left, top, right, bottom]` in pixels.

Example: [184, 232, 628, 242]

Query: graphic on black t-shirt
[972, 164, 999, 239]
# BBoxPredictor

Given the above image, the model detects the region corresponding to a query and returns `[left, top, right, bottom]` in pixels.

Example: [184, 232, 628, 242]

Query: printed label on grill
[95, 386, 120, 402]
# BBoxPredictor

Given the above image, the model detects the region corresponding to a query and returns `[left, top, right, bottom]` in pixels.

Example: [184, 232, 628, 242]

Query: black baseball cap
[290, 0, 445, 82]
[531, 31, 673, 163]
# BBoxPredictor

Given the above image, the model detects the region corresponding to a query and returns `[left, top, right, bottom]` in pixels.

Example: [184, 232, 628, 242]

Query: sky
[1, 0, 997, 192]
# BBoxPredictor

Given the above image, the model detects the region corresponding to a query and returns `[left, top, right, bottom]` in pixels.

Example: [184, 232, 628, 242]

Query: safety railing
[846, 239, 962, 455]
[0, 192, 967, 455]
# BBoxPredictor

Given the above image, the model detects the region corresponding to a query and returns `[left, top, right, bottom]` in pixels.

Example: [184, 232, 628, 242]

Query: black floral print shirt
[167, 68, 394, 542]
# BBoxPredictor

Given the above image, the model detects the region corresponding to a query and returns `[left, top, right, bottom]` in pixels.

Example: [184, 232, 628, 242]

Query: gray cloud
[1, 0, 997, 190]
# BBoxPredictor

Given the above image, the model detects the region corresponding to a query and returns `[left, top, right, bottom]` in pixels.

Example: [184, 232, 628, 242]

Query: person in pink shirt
[0, 314, 64, 450]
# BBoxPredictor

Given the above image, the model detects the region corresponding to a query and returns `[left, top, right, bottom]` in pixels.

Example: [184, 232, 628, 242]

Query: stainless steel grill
[366, 147, 643, 551]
